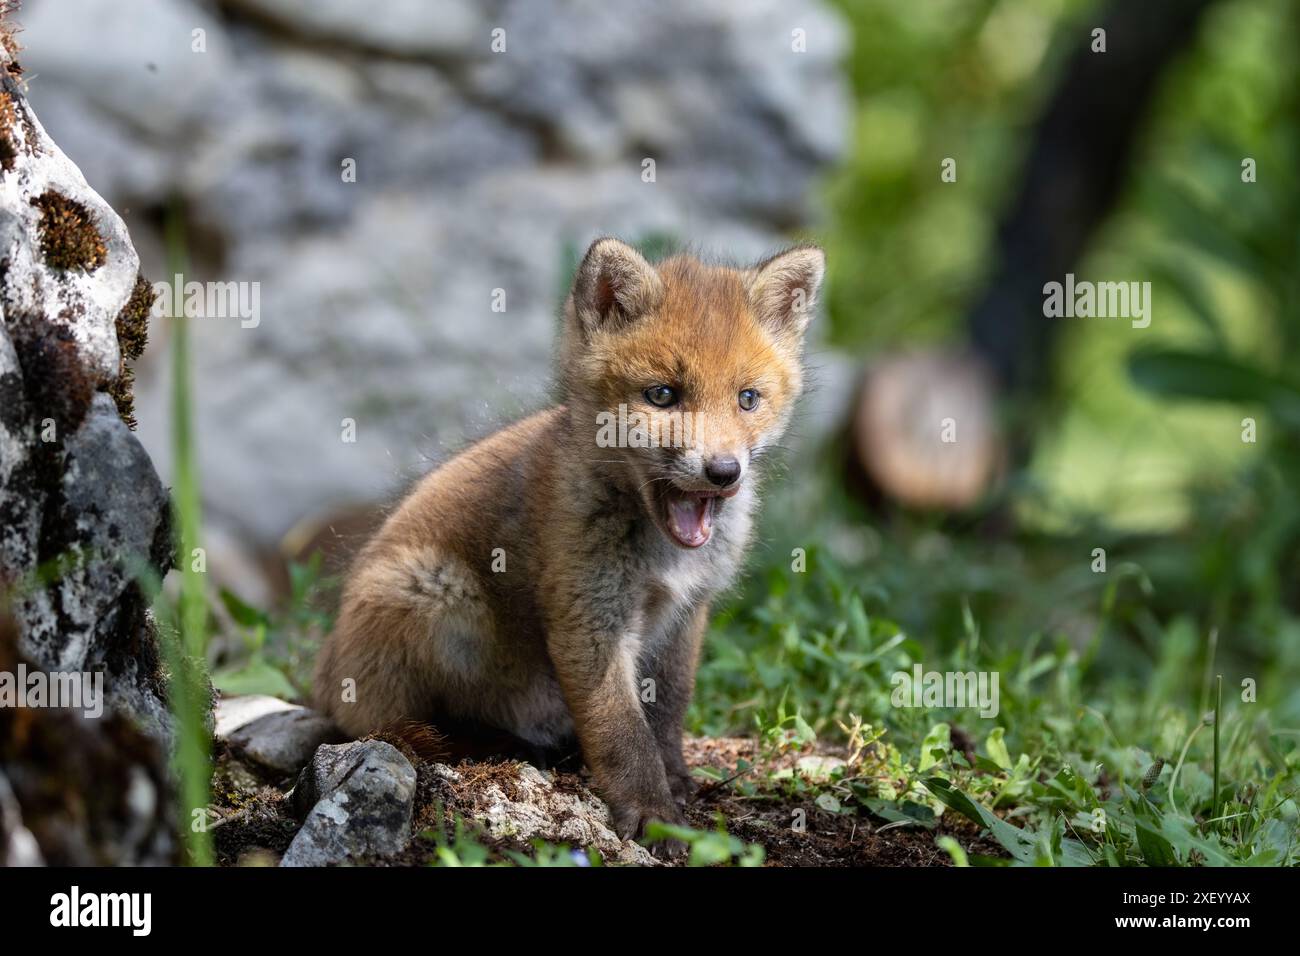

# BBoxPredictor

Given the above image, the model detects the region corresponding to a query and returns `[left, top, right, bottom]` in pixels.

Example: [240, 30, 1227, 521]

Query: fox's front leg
[642, 604, 708, 807]
[547, 615, 683, 842]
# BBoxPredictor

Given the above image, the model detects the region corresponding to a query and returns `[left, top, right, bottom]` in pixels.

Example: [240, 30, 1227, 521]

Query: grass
[673, 464, 1300, 866]
[154, 199, 215, 867]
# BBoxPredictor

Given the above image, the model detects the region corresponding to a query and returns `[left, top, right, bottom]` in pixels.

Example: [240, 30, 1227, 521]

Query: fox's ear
[747, 245, 825, 338]
[569, 237, 664, 338]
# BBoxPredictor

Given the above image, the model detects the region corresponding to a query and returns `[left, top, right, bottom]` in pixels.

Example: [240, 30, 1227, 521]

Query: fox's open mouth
[662, 487, 739, 548]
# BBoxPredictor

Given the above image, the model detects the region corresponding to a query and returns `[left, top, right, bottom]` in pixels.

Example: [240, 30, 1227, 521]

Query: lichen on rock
[0, 91, 19, 173]
[429, 760, 658, 866]
[106, 272, 156, 429]
[29, 189, 107, 271]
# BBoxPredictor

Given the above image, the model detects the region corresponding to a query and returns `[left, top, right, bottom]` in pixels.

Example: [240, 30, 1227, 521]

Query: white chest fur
[642, 491, 754, 645]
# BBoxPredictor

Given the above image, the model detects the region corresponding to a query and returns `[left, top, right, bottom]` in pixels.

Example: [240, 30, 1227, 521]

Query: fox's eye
[644, 385, 678, 408]
[738, 388, 759, 411]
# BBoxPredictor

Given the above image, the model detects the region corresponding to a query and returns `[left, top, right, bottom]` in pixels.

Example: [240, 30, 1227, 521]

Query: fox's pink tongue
[666, 495, 712, 547]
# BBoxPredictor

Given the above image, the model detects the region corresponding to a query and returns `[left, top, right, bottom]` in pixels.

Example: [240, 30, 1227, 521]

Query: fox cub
[315, 238, 825, 840]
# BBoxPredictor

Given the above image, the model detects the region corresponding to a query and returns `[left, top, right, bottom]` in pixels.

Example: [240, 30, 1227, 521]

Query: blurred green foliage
[794, 0, 1300, 726]
[822, 0, 1092, 350]
[823, 0, 1298, 533]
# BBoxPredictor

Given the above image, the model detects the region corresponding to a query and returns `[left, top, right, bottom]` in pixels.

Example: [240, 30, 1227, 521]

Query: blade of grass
[1199, 627, 1218, 717]
[164, 197, 213, 866]
[1212, 673, 1222, 832]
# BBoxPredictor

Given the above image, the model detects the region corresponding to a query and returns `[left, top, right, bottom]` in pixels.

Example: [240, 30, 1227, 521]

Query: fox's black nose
[704, 456, 742, 487]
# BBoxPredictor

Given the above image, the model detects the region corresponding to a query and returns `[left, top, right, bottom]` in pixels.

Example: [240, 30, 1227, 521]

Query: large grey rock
[214, 692, 300, 737]
[467, 0, 848, 212]
[215, 694, 344, 776]
[0, 27, 178, 863]
[280, 740, 417, 866]
[16, 0, 229, 138]
[0, 69, 173, 734]
[226, 0, 485, 58]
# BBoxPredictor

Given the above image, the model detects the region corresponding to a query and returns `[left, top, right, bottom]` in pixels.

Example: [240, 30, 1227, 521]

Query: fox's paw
[612, 801, 688, 860]
[667, 768, 699, 808]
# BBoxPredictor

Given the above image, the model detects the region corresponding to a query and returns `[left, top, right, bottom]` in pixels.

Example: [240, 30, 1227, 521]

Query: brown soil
[209, 746, 300, 866]
[680, 737, 1004, 866]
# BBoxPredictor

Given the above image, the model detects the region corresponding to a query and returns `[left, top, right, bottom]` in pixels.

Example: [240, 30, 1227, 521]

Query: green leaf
[1141, 177, 1259, 275]
[847, 595, 869, 643]
[1134, 819, 1178, 867]
[212, 658, 297, 699]
[985, 727, 1013, 771]
[860, 797, 937, 829]
[936, 835, 969, 867]
[1158, 815, 1231, 867]
[219, 587, 268, 629]
[1128, 348, 1300, 428]
[923, 777, 1092, 867]
[1128, 348, 1283, 404]
[918, 722, 951, 772]
[792, 712, 817, 746]
[815, 793, 842, 814]
[1143, 256, 1224, 346]
[923, 776, 1037, 864]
